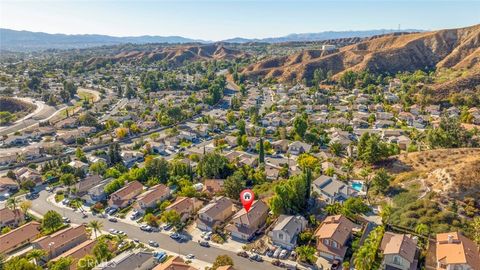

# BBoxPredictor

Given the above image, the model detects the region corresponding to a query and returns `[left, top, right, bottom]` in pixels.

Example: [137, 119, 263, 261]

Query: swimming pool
[350, 181, 364, 192]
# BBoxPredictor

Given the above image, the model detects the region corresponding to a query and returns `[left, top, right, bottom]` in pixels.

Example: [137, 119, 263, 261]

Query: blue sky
[1, 0, 479, 40]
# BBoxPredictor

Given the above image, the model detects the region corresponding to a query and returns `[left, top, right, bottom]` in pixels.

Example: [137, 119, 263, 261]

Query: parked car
[108, 217, 117, 222]
[62, 217, 70, 223]
[249, 254, 263, 262]
[185, 254, 195, 260]
[133, 239, 140, 243]
[170, 233, 180, 239]
[199, 241, 210, 247]
[279, 249, 289, 259]
[237, 251, 249, 258]
[331, 259, 341, 270]
[148, 240, 159, 247]
[163, 224, 173, 231]
[140, 225, 152, 232]
[273, 248, 281, 258]
[272, 260, 286, 267]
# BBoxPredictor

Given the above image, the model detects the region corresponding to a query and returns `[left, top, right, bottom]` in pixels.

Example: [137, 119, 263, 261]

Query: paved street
[30, 190, 280, 270]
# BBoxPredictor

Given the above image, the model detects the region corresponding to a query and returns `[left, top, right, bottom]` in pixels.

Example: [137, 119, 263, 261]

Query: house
[197, 196, 236, 231]
[265, 163, 281, 180]
[269, 215, 307, 250]
[82, 178, 114, 205]
[94, 250, 156, 270]
[165, 197, 203, 222]
[0, 176, 19, 197]
[225, 200, 269, 241]
[15, 167, 42, 186]
[133, 184, 170, 212]
[0, 207, 24, 228]
[427, 232, 480, 270]
[108, 180, 144, 208]
[33, 224, 89, 259]
[75, 174, 102, 196]
[224, 136, 238, 148]
[380, 232, 418, 270]
[312, 175, 357, 204]
[288, 141, 312, 155]
[203, 179, 225, 194]
[152, 256, 198, 270]
[149, 142, 166, 154]
[50, 239, 97, 270]
[316, 215, 355, 261]
[0, 221, 41, 254]
[121, 151, 144, 167]
[2, 135, 29, 146]
[271, 139, 290, 153]
[68, 160, 89, 173]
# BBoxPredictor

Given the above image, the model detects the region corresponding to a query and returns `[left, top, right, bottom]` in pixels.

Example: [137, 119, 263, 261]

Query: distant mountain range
[0, 28, 422, 51]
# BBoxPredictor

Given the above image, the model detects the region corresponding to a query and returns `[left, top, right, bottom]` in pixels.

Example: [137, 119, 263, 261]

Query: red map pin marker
[240, 189, 254, 213]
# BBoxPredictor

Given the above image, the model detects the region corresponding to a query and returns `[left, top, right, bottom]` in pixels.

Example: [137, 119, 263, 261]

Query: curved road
[30, 190, 280, 270]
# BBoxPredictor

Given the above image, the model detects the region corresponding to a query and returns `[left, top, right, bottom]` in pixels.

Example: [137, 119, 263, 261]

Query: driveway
[30, 190, 280, 270]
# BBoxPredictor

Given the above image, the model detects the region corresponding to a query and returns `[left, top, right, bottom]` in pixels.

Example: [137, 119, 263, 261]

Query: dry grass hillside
[242, 24, 480, 96]
[385, 148, 480, 201]
[85, 44, 248, 67]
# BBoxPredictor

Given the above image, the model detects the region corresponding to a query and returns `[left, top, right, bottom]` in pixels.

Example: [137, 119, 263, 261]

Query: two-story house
[226, 200, 269, 241]
[133, 184, 170, 213]
[428, 232, 480, 270]
[0, 207, 24, 228]
[312, 175, 357, 204]
[165, 197, 203, 222]
[108, 180, 144, 209]
[196, 196, 236, 231]
[269, 215, 307, 250]
[33, 224, 89, 259]
[316, 215, 355, 261]
[380, 232, 418, 270]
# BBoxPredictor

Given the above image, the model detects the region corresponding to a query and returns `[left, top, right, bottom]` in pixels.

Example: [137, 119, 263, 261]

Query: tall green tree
[42, 210, 63, 232]
[258, 137, 265, 164]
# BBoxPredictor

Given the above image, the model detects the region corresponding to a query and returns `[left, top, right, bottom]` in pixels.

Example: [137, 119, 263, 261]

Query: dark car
[148, 240, 159, 247]
[331, 259, 341, 270]
[272, 260, 286, 268]
[199, 241, 210, 247]
[237, 251, 249, 258]
[249, 254, 263, 262]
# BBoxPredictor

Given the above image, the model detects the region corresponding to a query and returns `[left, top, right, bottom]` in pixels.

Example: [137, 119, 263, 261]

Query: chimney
[447, 234, 453, 243]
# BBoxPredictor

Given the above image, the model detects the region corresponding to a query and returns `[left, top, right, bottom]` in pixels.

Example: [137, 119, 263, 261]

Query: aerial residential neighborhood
[0, 1, 479, 270]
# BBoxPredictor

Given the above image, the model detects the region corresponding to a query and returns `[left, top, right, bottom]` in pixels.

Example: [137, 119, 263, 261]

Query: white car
[186, 254, 195, 260]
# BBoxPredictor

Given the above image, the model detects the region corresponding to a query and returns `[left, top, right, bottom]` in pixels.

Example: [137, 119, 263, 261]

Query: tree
[26, 249, 47, 265]
[87, 220, 103, 239]
[1, 227, 11, 234]
[415, 223, 429, 236]
[60, 173, 76, 187]
[379, 204, 392, 224]
[4, 257, 40, 270]
[144, 213, 159, 227]
[145, 158, 169, 182]
[270, 173, 308, 215]
[470, 217, 480, 245]
[354, 246, 375, 270]
[223, 171, 245, 199]
[295, 245, 316, 264]
[297, 154, 320, 171]
[161, 210, 182, 230]
[357, 133, 391, 164]
[108, 143, 122, 165]
[93, 239, 113, 262]
[342, 197, 369, 218]
[427, 117, 470, 148]
[6, 197, 20, 211]
[329, 142, 345, 157]
[198, 152, 232, 179]
[77, 254, 97, 270]
[42, 210, 63, 232]
[48, 257, 73, 270]
[20, 200, 32, 214]
[293, 116, 308, 138]
[104, 178, 125, 195]
[325, 203, 342, 215]
[258, 137, 265, 164]
[371, 169, 391, 194]
[211, 254, 234, 270]
[89, 161, 107, 175]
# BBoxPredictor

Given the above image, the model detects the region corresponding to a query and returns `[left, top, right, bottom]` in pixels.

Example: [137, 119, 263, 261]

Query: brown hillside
[85, 44, 247, 67]
[386, 148, 480, 201]
[242, 24, 480, 93]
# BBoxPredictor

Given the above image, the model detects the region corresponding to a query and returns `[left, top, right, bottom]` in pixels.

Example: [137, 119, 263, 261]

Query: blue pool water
[351, 182, 364, 192]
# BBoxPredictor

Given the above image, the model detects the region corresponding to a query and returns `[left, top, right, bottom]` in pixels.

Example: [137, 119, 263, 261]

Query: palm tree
[380, 204, 392, 225]
[354, 247, 375, 270]
[6, 197, 20, 211]
[329, 142, 345, 157]
[325, 203, 342, 215]
[415, 223, 429, 236]
[88, 220, 103, 239]
[20, 200, 32, 214]
[26, 249, 47, 265]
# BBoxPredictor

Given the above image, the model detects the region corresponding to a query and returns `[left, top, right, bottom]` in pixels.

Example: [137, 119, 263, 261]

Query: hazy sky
[1, 0, 479, 40]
